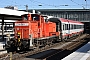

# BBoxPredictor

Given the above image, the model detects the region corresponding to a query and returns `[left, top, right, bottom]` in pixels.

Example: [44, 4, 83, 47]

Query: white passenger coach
[49, 18, 84, 40]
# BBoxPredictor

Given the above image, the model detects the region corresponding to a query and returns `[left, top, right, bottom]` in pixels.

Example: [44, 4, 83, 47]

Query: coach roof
[49, 18, 83, 24]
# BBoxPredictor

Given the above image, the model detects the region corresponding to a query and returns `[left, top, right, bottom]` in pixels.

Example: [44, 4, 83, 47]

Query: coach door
[59, 22, 62, 40]
[68, 24, 70, 35]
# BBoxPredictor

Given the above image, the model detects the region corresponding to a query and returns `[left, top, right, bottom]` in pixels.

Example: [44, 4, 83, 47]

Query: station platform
[62, 42, 90, 60]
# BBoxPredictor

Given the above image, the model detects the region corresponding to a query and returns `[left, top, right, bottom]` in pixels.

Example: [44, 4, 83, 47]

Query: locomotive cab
[49, 18, 62, 40]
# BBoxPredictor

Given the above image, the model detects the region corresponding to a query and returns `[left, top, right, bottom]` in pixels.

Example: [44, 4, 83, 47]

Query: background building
[24, 9, 90, 22]
[4, 6, 18, 10]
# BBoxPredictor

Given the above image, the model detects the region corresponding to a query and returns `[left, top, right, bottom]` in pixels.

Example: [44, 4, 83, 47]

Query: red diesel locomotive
[5, 13, 59, 51]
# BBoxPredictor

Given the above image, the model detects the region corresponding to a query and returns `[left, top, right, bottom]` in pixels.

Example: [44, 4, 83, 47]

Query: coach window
[71, 24, 72, 29]
[69, 24, 70, 30]
[81, 25, 82, 28]
[76, 25, 78, 29]
[73, 25, 75, 29]
[70, 24, 72, 30]
[80, 25, 81, 29]
[79, 25, 80, 28]
[65, 24, 67, 30]
[64, 24, 65, 30]
[74, 25, 75, 29]
[72, 25, 73, 29]
[65, 24, 66, 30]
[82, 25, 83, 28]
[77, 25, 78, 29]
[78, 25, 80, 29]
[72, 24, 73, 29]
[63, 24, 64, 30]
[73, 25, 74, 29]
[67, 24, 69, 30]
[66, 24, 68, 30]
[73, 24, 74, 29]
[67, 24, 68, 30]
[75, 25, 76, 29]
[78, 25, 79, 29]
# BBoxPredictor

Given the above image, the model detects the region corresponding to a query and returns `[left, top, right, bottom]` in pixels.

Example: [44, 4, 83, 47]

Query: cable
[70, 0, 85, 9]
[29, 0, 68, 8]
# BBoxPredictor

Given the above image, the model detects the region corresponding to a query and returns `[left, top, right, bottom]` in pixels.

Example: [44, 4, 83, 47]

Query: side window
[67, 24, 68, 30]
[71, 24, 73, 29]
[23, 15, 28, 20]
[63, 24, 64, 30]
[69, 24, 70, 30]
[74, 25, 75, 29]
[73, 24, 74, 29]
[77, 25, 78, 29]
[31, 14, 40, 21]
[66, 24, 68, 30]
[65, 24, 67, 30]
[75, 25, 76, 29]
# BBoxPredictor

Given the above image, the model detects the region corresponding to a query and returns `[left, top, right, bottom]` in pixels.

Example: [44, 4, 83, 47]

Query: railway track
[34, 34, 89, 60]
[0, 34, 89, 60]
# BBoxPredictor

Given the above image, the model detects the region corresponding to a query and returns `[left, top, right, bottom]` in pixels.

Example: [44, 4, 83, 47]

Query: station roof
[46, 9, 89, 11]
[0, 8, 28, 20]
[22, 9, 90, 12]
